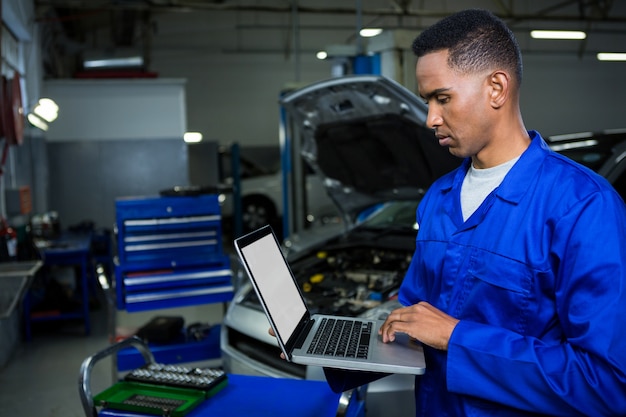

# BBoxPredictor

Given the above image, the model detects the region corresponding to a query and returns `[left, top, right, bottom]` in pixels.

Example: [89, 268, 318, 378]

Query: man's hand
[378, 301, 459, 351]
[268, 327, 286, 359]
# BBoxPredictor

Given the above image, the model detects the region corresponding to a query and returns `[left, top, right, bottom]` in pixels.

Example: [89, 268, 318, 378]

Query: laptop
[234, 224, 426, 375]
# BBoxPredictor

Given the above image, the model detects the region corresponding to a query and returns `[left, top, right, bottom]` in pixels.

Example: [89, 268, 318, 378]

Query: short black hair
[412, 9, 523, 85]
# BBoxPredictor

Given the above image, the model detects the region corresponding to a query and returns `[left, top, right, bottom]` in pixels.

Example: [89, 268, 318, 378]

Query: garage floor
[0, 306, 112, 417]
[0, 297, 225, 417]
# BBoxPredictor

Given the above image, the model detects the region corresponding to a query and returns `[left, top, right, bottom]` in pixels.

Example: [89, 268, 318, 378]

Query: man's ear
[488, 71, 509, 109]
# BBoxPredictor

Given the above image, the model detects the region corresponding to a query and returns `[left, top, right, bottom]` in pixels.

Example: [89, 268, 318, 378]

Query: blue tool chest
[114, 194, 233, 312]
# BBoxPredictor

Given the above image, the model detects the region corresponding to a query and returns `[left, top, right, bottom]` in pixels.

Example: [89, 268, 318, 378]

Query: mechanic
[324, 8, 626, 416]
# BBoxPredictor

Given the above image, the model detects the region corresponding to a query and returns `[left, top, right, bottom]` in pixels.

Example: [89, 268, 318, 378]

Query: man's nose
[426, 107, 442, 129]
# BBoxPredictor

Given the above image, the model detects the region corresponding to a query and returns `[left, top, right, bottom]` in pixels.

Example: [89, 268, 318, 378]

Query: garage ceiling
[34, 0, 626, 78]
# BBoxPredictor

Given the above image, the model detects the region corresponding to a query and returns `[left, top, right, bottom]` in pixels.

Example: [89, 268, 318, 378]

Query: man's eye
[436, 96, 449, 104]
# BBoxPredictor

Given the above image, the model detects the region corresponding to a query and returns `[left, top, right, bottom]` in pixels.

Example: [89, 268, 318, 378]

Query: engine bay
[242, 244, 414, 317]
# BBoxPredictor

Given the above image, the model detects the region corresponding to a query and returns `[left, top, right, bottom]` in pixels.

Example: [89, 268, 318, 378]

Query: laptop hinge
[293, 318, 315, 350]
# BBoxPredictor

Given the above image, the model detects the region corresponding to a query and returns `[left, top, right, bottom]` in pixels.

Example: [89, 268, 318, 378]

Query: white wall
[145, 9, 352, 147]
[44, 79, 187, 141]
[152, 50, 333, 148]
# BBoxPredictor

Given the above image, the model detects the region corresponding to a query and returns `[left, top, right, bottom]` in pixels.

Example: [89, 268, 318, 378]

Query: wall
[188, 51, 626, 140]
[43, 79, 189, 229]
[143, 11, 626, 147]
[47, 139, 189, 230]
[44, 79, 187, 141]
[1, 0, 47, 223]
[162, 54, 625, 146]
[147, 10, 342, 148]
[522, 55, 626, 136]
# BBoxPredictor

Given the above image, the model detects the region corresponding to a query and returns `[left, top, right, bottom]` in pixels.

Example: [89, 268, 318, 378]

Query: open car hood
[280, 75, 461, 222]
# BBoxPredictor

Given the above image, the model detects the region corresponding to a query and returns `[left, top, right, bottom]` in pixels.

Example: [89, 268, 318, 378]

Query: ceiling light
[316, 51, 328, 60]
[84, 56, 143, 69]
[33, 98, 59, 123]
[28, 113, 48, 131]
[549, 139, 598, 152]
[359, 28, 383, 38]
[27, 97, 59, 131]
[184, 132, 203, 143]
[604, 128, 626, 134]
[530, 30, 586, 40]
[597, 53, 626, 61]
[549, 132, 593, 142]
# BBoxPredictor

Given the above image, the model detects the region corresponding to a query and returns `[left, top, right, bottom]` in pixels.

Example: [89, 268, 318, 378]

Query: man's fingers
[377, 302, 459, 350]
[379, 313, 404, 342]
[267, 327, 287, 359]
[379, 318, 411, 343]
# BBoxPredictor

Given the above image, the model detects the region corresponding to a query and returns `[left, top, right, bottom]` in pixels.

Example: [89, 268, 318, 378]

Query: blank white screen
[241, 234, 307, 343]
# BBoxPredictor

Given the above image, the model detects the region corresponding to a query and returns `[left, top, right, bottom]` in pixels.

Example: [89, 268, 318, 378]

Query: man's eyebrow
[420, 87, 451, 101]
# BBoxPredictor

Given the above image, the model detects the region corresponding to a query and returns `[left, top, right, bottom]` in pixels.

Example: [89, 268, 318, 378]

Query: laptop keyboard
[307, 318, 372, 359]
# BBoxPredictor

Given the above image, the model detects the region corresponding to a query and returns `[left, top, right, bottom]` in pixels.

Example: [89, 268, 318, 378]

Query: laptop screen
[238, 230, 307, 346]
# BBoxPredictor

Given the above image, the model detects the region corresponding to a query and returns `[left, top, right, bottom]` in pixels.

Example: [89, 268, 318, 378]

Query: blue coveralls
[399, 131, 626, 416]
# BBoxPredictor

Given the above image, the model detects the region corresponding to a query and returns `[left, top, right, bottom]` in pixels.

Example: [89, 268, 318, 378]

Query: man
[327, 8, 626, 416]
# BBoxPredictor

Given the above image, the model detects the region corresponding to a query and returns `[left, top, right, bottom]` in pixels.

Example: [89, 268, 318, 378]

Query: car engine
[242, 244, 414, 317]
[292, 245, 414, 316]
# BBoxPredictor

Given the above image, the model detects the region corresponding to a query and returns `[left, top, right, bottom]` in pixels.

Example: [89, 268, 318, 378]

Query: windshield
[359, 201, 420, 230]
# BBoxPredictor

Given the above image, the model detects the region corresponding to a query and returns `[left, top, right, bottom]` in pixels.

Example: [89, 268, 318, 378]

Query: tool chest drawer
[117, 262, 233, 311]
[119, 216, 222, 266]
[116, 195, 224, 269]
[114, 194, 233, 312]
[121, 264, 231, 292]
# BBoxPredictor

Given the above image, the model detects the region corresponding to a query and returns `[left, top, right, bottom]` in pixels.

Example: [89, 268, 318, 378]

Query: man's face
[416, 50, 494, 161]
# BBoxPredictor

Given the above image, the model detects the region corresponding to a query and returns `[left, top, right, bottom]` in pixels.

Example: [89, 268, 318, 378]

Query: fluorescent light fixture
[549, 139, 598, 152]
[184, 132, 203, 143]
[359, 28, 383, 38]
[604, 128, 626, 134]
[316, 51, 328, 60]
[597, 53, 626, 61]
[549, 132, 593, 142]
[530, 30, 586, 40]
[84, 56, 143, 69]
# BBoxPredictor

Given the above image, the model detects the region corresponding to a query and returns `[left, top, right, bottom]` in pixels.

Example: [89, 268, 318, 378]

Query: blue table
[24, 232, 92, 339]
[97, 374, 364, 417]
[80, 338, 367, 417]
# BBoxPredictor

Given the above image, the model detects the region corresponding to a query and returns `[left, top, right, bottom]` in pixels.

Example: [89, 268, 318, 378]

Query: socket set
[94, 381, 206, 417]
[94, 364, 228, 416]
[125, 363, 227, 394]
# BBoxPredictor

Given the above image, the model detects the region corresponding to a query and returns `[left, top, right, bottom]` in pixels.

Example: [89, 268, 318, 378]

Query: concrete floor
[0, 294, 225, 417]
[0, 307, 112, 417]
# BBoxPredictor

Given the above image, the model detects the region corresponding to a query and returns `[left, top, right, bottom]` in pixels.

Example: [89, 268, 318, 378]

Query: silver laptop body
[234, 225, 425, 375]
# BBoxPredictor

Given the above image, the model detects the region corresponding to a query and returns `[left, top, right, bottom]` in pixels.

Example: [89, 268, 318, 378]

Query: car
[220, 74, 461, 417]
[218, 147, 339, 237]
[546, 129, 626, 200]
